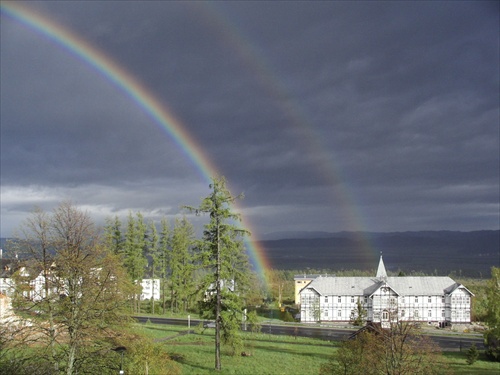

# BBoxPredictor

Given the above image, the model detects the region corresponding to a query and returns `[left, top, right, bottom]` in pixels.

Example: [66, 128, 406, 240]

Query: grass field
[134, 322, 500, 375]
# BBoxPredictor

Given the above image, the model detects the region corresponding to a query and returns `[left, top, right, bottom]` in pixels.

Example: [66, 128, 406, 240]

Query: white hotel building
[299, 255, 474, 326]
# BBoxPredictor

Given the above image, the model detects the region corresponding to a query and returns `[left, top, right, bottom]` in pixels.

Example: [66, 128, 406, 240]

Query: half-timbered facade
[299, 256, 474, 326]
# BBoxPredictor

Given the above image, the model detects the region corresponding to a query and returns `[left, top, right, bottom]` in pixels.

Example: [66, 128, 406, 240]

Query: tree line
[1, 177, 259, 373]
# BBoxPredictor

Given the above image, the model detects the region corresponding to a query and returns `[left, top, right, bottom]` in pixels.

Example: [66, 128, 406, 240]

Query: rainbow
[0, 2, 273, 282]
[193, 3, 377, 266]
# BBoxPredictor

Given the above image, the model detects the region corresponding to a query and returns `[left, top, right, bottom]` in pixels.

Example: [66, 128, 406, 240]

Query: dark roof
[0, 258, 21, 278]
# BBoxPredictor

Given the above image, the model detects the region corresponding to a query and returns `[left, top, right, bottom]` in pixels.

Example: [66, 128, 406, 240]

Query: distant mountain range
[2, 230, 499, 277]
[255, 230, 499, 277]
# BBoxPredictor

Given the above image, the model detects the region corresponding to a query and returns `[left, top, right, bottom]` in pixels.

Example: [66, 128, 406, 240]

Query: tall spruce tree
[170, 217, 195, 313]
[159, 217, 171, 314]
[103, 215, 124, 255]
[124, 212, 147, 312]
[185, 176, 251, 371]
[147, 220, 160, 313]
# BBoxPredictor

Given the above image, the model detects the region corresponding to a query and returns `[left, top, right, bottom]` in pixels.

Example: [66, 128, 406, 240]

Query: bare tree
[11, 202, 134, 375]
[321, 319, 447, 375]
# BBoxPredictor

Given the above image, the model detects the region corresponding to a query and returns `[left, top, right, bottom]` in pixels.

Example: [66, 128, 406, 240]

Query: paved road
[134, 316, 484, 351]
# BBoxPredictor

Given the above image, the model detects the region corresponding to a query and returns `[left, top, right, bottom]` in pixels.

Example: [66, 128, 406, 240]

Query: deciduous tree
[484, 267, 500, 361]
[11, 202, 134, 375]
[320, 321, 446, 375]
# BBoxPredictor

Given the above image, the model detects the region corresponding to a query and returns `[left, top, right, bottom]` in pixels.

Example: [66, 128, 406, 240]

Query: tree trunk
[215, 218, 221, 371]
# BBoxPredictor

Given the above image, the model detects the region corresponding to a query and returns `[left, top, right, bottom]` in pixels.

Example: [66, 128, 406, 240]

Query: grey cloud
[1, 1, 498, 237]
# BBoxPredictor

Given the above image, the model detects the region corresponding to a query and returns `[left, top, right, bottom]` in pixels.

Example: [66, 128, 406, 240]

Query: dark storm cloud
[1, 1, 498, 237]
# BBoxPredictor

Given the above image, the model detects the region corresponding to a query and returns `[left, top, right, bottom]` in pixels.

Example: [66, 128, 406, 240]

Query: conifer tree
[466, 343, 479, 365]
[159, 217, 171, 314]
[103, 215, 124, 255]
[124, 212, 147, 312]
[185, 176, 251, 371]
[170, 217, 195, 313]
[147, 220, 160, 313]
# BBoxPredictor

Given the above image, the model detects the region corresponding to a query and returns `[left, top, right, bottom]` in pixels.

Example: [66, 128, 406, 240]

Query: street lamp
[112, 346, 127, 374]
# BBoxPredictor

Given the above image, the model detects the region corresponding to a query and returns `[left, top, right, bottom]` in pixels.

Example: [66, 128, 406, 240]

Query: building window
[401, 310, 405, 317]
[442, 296, 445, 303]
[414, 310, 419, 318]
[402, 297, 405, 303]
[441, 310, 445, 318]
[428, 296, 432, 303]
[382, 311, 388, 320]
[428, 310, 432, 318]
[325, 296, 328, 303]
[338, 297, 341, 303]
[324, 310, 328, 317]
[338, 310, 342, 317]
[415, 296, 419, 303]
[351, 296, 354, 303]
[364, 296, 368, 303]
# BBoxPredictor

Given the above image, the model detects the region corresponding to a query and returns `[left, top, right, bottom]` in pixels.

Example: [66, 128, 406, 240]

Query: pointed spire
[376, 252, 387, 279]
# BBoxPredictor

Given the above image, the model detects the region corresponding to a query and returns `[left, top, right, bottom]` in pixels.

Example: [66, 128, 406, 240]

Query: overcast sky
[1, 1, 499, 239]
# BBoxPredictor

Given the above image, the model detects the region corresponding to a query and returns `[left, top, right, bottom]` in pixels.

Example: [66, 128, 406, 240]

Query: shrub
[466, 343, 479, 365]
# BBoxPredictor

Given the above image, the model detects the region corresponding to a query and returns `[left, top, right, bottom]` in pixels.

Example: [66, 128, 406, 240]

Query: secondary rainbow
[1, 2, 272, 281]
[194, 2, 377, 266]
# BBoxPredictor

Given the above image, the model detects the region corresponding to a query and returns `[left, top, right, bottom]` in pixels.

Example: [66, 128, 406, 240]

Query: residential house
[0, 258, 21, 296]
[139, 278, 161, 301]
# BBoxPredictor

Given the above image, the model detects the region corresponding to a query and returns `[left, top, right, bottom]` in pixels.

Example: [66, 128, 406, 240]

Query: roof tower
[376, 253, 387, 279]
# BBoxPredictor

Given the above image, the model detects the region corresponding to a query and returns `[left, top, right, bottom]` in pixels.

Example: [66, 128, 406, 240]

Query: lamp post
[112, 346, 127, 374]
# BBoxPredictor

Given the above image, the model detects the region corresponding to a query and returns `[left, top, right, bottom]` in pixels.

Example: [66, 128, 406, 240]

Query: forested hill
[255, 230, 499, 278]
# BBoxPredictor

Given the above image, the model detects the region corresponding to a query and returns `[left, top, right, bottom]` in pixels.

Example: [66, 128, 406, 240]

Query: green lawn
[136, 323, 335, 375]
[443, 352, 500, 374]
[134, 323, 500, 375]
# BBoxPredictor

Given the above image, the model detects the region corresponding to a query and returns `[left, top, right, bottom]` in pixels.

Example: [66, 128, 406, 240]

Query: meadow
[134, 322, 500, 375]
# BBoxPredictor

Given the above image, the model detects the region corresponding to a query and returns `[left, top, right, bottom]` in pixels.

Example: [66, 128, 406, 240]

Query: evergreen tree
[170, 217, 195, 313]
[466, 344, 479, 365]
[185, 176, 251, 371]
[159, 217, 171, 314]
[103, 215, 124, 255]
[147, 220, 160, 313]
[124, 212, 147, 312]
